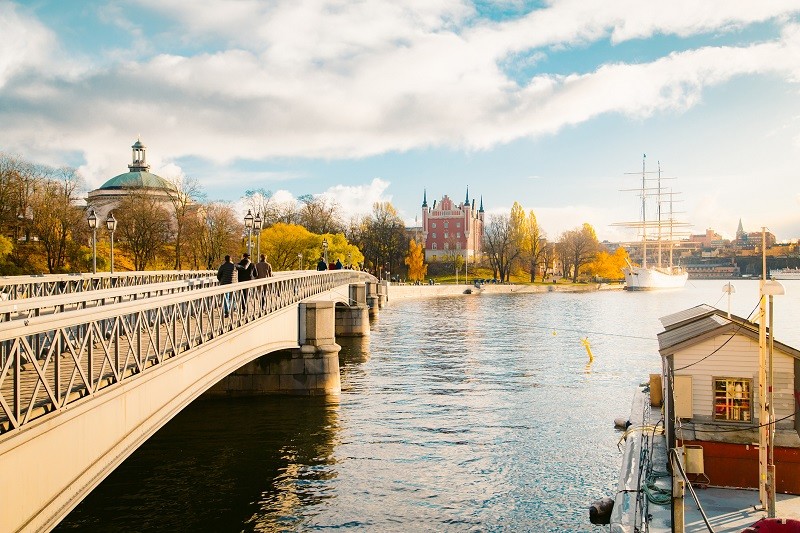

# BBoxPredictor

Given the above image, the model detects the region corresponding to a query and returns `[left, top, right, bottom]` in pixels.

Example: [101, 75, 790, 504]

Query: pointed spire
[737, 218, 744, 239]
[465, 185, 470, 205]
[422, 188, 428, 208]
[479, 195, 484, 212]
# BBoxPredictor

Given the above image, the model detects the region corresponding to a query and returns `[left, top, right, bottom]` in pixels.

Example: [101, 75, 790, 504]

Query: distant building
[87, 138, 177, 220]
[689, 229, 727, 249]
[735, 219, 776, 249]
[421, 189, 484, 262]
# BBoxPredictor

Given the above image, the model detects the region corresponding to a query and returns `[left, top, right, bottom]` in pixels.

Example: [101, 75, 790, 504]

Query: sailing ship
[615, 155, 690, 290]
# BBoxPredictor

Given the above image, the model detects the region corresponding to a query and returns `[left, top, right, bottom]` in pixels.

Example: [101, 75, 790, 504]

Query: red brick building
[421, 189, 484, 262]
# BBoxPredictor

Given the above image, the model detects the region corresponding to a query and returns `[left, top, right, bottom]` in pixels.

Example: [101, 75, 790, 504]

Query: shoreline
[388, 282, 625, 300]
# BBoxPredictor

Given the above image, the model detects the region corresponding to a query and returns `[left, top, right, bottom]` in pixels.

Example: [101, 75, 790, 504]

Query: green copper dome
[99, 171, 175, 191]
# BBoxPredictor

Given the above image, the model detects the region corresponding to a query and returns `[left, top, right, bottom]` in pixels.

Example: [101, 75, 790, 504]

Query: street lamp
[87, 209, 98, 274]
[322, 237, 328, 265]
[106, 212, 117, 274]
[244, 209, 254, 256]
[298, 253, 303, 270]
[254, 212, 263, 259]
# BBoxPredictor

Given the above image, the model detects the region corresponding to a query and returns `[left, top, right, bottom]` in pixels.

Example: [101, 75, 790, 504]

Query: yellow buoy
[581, 337, 594, 363]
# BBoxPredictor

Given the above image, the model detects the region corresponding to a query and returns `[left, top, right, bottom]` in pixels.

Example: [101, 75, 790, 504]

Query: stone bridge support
[366, 281, 379, 318]
[208, 302, 341, 396]
[335, 283, 369, 337]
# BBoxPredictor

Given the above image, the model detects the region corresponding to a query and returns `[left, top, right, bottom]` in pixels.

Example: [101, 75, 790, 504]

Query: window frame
[712, 376, 753, 424]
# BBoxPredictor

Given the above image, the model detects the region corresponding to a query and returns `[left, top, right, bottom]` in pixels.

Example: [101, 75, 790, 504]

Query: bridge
[0, 269, 386, 532]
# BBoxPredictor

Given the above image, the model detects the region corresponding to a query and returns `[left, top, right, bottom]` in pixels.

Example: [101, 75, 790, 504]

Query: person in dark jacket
[256, 254, 273, 279]
[317, 257, 327, 271]
[236, 253, 255, 310]
[216, 255, 237, 316]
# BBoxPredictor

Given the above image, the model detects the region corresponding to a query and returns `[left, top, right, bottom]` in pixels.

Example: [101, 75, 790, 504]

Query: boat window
[713, 378, 752, 422]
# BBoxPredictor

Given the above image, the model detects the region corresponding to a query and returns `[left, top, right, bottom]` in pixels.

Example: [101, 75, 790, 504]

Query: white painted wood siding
[672, 333, 796, 423]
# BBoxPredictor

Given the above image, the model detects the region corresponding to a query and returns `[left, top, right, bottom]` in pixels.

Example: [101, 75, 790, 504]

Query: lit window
[713, 378, 752, 422]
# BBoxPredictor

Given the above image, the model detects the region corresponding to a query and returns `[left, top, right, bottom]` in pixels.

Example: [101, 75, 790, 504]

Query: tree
[166, 175, 205, 270]
[115, 189, 173, 270]
[484, 214, 515, 282]
[243, 188, 298, 228]
[405, 239, 427, 282]
[585, 247, 629, 281]
[201, 202, 243, 268]
[260, 223, 318, 271]
[521, 209, 545, 282]
[29, 167, 85, 273]
[558, 223, 600, 283]
[361, 202, 406, 277]
[298, 195, 344, 235]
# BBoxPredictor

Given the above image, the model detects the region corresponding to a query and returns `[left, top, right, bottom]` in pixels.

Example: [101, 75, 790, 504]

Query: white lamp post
[254, 212, 263, 259]
[87, 209, 98, 274]
[322, 237, 328, 265]
[244, 209, 254, 257]
[106, 212, 117, 274]
[298, 253, 303, 270]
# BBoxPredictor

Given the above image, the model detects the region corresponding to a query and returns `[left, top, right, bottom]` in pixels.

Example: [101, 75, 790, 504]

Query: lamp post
[254, 212, 263, 259]
[87, 209, 98, 274]
[106, 212, 117, 274]
[298, 253, 303, 270]
[244, 209, 254, 257]
[322, 237, 328, 265]
[347, 251, 352, 269]
[761, 278, 784, 518]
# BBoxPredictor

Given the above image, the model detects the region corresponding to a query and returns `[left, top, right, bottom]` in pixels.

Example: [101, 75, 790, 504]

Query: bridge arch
[0, 270, 376, 532]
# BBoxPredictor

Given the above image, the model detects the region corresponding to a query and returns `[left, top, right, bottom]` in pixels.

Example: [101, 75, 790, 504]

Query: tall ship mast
[613, 154, 690, 290]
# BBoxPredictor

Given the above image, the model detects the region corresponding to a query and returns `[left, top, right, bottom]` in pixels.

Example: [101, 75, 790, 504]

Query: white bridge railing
[0, 270, 217, 300]
[0, 270, 373, 435]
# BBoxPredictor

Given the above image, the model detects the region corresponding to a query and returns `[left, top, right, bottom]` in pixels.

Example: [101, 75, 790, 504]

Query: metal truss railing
[0, 276, 218, 323]
[0, 270, 373, 434]
[0, 270, 217, 300]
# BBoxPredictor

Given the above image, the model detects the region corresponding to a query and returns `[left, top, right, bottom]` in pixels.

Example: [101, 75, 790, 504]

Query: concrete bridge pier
[208, 301, 341, 396]
[335, 283, 370, 337]
[366, 281, 379, 318]
[377, 280, 388, 308]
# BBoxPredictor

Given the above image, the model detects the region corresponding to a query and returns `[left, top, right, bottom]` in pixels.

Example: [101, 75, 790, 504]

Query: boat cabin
[658, 304, 800, 494]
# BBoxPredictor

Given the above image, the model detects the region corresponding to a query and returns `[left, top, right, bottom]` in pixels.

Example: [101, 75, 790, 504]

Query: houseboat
[599, 304, 800, 532]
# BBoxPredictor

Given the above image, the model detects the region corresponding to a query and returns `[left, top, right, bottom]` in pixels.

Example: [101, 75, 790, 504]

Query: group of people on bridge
[216, 253, 273, 285]
[317, 257, 344, 271]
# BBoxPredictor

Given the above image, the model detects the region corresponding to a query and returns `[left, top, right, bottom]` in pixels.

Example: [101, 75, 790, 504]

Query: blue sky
[2, 1, 800, 241]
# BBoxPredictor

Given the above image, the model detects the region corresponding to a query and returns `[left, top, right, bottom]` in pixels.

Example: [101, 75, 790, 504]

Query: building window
[432, 242, 437, 249]
[457, 233, 461, 238]
[444, 243, 449, 250]
[713, 378, 752, 422]
[431, 222, 436, 228]
[444, 221, 449, 228]
[456, 222, 461, 228]
[432, 232, 436, 238]
[444, 232, 449, 238]
[456, 242, 461, 250]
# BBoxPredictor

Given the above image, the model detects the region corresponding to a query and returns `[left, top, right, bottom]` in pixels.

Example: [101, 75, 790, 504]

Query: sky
[2, 0, 800, 242]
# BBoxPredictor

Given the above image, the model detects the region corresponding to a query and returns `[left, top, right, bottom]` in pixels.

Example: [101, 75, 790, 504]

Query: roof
[658, 305, 800, 359]
[98, 171, 175, 191]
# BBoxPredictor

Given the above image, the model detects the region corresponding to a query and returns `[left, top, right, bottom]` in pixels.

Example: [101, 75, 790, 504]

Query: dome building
[87, 139, 177, 220]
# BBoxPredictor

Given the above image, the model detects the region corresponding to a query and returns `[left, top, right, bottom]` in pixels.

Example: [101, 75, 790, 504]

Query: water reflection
[56, 396, 342, 532]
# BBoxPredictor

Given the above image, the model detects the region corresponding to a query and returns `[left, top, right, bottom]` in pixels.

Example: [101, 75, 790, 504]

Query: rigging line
[672, 299, 761, 372]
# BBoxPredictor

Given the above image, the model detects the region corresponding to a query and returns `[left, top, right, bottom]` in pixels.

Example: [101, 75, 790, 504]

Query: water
[56, 280, 800, 532]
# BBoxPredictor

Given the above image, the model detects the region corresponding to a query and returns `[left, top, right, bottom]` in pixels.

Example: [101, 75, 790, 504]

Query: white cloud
[1, 1, 800, 196]
[320, 178, 393, 220]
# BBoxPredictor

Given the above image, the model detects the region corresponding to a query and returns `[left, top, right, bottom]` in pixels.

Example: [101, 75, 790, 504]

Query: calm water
[56, 280, 800, 532]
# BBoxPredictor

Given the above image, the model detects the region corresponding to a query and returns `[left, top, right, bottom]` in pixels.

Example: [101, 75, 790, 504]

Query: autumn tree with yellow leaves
[404, 239, 428, 282]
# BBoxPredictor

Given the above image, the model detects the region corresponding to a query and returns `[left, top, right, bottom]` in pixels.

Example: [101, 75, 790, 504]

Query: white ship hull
[623, 266, 688, 290]
[770, 268, 800, 280]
